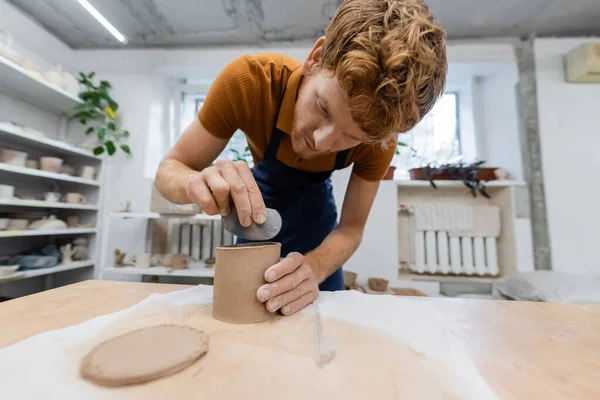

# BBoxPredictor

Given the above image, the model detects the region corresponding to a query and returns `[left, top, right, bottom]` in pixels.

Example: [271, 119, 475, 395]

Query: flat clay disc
[80, 325, 208, 387]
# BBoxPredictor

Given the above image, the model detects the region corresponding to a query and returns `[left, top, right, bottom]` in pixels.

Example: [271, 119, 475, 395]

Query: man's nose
[313, 125, 339, 152]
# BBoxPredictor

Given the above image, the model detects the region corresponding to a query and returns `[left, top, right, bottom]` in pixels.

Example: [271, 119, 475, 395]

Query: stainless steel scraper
[222, 206, 282, 240]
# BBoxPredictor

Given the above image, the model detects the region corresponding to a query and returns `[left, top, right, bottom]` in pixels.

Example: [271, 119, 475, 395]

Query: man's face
[291, 69, 369, 160]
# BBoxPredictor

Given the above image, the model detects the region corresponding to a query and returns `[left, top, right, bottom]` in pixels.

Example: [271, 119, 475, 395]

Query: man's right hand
[185, 159, 266, 227]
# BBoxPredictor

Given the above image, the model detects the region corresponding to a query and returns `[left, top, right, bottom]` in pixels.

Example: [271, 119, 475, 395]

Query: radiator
[411, 231, 499, 276]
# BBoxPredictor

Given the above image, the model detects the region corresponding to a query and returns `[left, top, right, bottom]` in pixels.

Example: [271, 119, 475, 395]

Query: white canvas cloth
[0, 285, 497, 399]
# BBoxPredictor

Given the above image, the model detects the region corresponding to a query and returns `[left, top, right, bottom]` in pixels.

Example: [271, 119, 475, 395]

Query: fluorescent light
[76, 0, 127, 43]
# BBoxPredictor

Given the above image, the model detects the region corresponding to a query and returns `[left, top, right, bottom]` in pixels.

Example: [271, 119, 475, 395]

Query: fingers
[186, 173, 218, 215]
[264, 252, 304, 283]
[234, 161, 267, 225]
[257, 262, 312, 302]
[215, 159, 251, 223]
[265, 279, 318, 314]
[204, 168, 231, 216]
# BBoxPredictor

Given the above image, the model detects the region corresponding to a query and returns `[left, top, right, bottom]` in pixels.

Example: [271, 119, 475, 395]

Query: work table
[1, 280, 599, 398]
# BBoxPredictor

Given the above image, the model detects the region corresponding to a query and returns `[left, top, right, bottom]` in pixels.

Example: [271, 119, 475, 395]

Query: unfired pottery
[72, 237, 89, 261]
[0, 184, 15, 199]
[67, 215, 80, 228]
[27, 215, 67, 230]
[60, 243, 74, 264]
[343, 271, 358, 289]
[43, 65, 64, 88]
[0, 32, 22, 64]
[135, 253, 151, 269]
[0, 149, 27, 166]
[170, 254, 189, 270]
[44, 192, 61, 203]
[61, 71, 80, 96]
[368, 278, 389, 292]
[60, 164, 75, 176]
[7, 218, 28, 230]
[39, 156, 63, 173]
[65, 192, 87, 204]
[80, 165, 95, 180]
[212, 242, 281, 324]
[114, 249, 126, 267]
[0, 218, 8, 230]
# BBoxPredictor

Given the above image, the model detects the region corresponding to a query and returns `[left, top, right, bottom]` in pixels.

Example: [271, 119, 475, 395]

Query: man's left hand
[256, 252, 319, 316]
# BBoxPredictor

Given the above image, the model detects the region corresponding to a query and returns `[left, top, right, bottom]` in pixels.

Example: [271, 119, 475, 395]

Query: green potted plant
[410, 160, 496, 198]
[71, 72, 130, 156]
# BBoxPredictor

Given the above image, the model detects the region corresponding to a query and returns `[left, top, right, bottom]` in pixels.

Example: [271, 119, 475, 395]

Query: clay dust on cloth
[0, 285, 498, 399]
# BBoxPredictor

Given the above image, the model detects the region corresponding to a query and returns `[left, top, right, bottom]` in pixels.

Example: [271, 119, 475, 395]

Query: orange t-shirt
[198, 53, 395, 181]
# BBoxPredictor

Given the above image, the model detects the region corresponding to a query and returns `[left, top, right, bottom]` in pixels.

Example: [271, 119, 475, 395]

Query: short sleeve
[351, 139, 396, 181]
[198, 56, 259, 139]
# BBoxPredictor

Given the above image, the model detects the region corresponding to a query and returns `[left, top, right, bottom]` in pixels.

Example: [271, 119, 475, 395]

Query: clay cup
[212, 242, 281, 324]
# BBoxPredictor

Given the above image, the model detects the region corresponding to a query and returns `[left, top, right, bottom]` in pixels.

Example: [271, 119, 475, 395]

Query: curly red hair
[321, 0, 447, 142]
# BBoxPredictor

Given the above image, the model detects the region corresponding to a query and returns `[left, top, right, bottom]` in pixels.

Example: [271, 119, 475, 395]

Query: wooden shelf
[0, 163, 99, 186]
[0, 228, 97, 238]
[0, 55, 82, 115]
[0, 122, 99, 160]
[103, 263, 214, 278]
[111, 212, 220, 221]
[0, 260, 94, 283]
[0, 198, 98, 210]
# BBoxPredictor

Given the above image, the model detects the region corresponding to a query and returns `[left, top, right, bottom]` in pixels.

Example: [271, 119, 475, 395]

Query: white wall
[535, 37, 600, 274]
[477, 64, 524, 180]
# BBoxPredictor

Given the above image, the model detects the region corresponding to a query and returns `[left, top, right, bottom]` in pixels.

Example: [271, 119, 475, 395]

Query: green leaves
[105, 140, 116, 155]
[72, 72, 131, 156]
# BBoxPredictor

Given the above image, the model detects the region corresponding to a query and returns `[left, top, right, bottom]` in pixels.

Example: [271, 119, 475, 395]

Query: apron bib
[235, 80, 347, 291]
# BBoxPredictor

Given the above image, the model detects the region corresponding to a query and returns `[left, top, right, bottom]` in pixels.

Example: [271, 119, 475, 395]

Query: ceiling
[8, 0, 600, 49]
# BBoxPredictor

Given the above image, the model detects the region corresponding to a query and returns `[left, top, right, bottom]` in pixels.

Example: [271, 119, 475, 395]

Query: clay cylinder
[212, 242, 281, 324]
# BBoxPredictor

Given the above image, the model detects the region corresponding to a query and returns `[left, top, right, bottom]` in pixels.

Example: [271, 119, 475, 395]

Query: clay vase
[39, 156, 63, 173]
[368, 277, 389, 292]
[212, 242, 281, 324]
[171, 254, 189, 270]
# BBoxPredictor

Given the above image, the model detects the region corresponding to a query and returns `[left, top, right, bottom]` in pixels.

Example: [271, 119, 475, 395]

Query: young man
[155, 0, 447, 315]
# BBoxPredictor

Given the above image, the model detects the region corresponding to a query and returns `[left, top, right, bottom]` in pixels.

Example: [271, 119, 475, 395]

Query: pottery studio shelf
[0, 122, 99, 161]
[0, 260, 95, 284]
[0, 55, 82, 115]
[0, 228, 97, 238]
[110, 212, 220, 221]
[0, 163, 99, 186]
[102, 264, 215, 278]
[0, 199, 98, 210]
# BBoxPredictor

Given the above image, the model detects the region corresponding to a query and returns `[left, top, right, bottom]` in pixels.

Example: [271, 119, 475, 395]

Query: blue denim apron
[236, 86, 348, 291]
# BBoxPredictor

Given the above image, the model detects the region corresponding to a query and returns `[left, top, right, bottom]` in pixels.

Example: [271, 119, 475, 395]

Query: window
[393, 93, 461, 178]
[180, 91, 253, 167]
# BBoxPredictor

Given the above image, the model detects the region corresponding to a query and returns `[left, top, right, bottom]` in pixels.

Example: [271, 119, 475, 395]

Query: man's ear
[302, 36, 325, 76]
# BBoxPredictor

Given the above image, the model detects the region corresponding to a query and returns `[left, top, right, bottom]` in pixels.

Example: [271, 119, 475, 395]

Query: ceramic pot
[80, 165, 95, 180]
[212, 242, 281, 324]
[39, 156, 63, 173]
[368, 277, 389, 292]
[66, 215, 80, 228]
[0, 149, 28, 166]
[0, 184, 15, 199]
[27, 215, 67, 230]
[62, 71, 80, 96]
[0, 218, 9, 230]
[7, 218, 29, 230]
[60, 164, 75, 176]
[26, 160, 38, 169]
[65, 193, 87, 204]
[383, 165, 396, 180]
[43, 65, 64, 88]
[171, 254, 189, 270]
[134, 253, 151, 269]
[44, 192, 61, 203]
[343, 271, 358, 289]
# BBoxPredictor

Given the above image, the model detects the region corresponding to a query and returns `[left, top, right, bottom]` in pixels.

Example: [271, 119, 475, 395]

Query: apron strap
[264, 127, 284, 161]
[333, 149, 348, 170]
